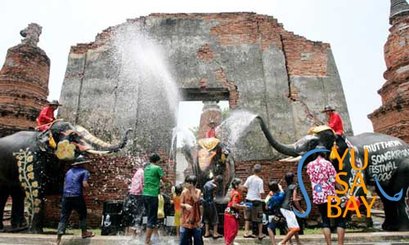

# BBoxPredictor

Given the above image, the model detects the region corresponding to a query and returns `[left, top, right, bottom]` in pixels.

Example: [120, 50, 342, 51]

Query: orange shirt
[173, 195, 181, 212]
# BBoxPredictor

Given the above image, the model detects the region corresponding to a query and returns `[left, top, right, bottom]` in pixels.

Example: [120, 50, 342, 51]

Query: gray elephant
[257, 116, 409, 231]
[182, 137, 233, 202]
[0, 120, 132, 233]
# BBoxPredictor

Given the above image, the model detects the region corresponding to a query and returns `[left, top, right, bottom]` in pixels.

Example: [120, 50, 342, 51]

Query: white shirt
[244, 174, 264, 201]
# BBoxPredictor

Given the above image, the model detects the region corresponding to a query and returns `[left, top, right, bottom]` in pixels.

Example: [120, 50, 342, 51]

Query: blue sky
[0, 0, 391, 134]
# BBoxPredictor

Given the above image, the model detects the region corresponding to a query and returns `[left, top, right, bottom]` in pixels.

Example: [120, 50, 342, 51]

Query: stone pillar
[198, 101, 222, 139]
[368, 1, 409, 142]
[0, 23, 49, 137]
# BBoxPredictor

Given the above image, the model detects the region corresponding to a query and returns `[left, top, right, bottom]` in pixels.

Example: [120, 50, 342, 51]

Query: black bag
[269, 213, 286, 226]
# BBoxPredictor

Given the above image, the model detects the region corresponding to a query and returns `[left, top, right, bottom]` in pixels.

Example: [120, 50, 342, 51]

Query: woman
[224, 178, 247, 245]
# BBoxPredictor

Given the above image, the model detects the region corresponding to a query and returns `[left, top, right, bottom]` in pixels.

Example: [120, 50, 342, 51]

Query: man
[202, 175, 223, 239]
[143, 153, 171, 245]
[205, 120, 217, 138]
[306, 147, 346, 245]
[36, 100, 62, 131]
[321, 105, 344, 137]
[243, 164, 265, 240]
[321, 105, 347, 153]
[56, 155, 94, 245]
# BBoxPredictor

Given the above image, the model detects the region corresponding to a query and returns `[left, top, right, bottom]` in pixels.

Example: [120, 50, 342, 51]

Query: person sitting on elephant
[206, 120, 217, 138]
[321, 105, 344, 137]
[36, 100, 62, 131]
[56, 155, 95, 245]
[321, 105, 347, 152]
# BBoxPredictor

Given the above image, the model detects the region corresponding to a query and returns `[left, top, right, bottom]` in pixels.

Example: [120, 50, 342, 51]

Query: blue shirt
[267, 192, 285, 211]
[203, 180, 216, 203]
[63, 167, 90, 197]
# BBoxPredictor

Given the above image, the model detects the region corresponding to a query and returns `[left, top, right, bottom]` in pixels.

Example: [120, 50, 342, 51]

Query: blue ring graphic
[374, 176, 403, 202]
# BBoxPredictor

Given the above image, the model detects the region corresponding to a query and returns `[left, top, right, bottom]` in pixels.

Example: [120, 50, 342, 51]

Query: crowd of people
[42, 101, 347, 245]
[118, 157, 346, 245]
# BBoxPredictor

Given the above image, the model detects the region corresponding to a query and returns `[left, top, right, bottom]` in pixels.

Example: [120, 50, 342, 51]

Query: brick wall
[369, 14, 409, 143]
[44, 153, 175, 228]
[0, 43, 49, 137]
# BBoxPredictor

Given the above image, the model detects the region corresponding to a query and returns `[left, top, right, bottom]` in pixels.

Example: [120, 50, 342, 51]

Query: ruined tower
[0, 23, 50, 136]
[369, 0, 409, 142]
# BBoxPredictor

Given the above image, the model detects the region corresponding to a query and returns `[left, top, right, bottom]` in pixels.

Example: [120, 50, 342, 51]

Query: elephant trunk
[256, 116, 298, 157]
[75, 126, 132, 153]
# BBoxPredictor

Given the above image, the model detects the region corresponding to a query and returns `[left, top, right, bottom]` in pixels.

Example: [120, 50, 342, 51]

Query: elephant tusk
[86, 149, 111, 155]
[279, 156, 302, 162]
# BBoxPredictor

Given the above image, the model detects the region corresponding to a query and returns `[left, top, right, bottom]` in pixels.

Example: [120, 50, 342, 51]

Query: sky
[0, 0, 391, 134]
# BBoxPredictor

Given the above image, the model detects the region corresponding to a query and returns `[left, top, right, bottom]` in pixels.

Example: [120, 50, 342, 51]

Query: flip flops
[243, 234, 256, 238]
[81, 231, 95, 239]
[258, 235, 266, 240]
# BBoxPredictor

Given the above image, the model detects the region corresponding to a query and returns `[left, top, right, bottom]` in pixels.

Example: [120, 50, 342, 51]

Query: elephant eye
[68, 132, 80, 142]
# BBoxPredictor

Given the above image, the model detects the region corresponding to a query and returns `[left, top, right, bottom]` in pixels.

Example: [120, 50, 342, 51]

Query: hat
[321, 105, 335, 113]
[71, 155, 91, 166]
[49, 100, 62, 106]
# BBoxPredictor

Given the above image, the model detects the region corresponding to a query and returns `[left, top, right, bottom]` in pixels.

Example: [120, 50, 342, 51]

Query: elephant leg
[10, 186, 26, 229]
[0, 188, 9, 230]
[380, 196, 398, 231]
[396, 186, 409, 231]
[392, 164, 409, 231]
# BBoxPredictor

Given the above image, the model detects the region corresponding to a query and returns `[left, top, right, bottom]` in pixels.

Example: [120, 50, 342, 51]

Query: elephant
[0, 120, 132, 233]
[256, 115, 409, 231]
[182, 137, 233, 202]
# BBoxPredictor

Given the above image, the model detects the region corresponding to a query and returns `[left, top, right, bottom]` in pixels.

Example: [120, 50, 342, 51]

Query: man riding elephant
[0, 120, 132, 233]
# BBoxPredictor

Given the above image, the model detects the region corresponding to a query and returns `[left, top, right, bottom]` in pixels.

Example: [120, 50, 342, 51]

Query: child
[266, 180, 285, 245]
[173, 184, 183, 237]
[224, 178, 247, 245]
[180, 175, 202, 245]
[279, 172, 303, 245]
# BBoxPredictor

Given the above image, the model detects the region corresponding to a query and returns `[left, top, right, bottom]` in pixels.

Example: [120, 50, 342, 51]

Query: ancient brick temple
[0, 23, 50, 137]
[53, 12, 352, 226]
[369, 0, 409, 142]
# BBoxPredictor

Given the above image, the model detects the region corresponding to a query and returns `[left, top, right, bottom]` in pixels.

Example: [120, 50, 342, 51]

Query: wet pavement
[1, 230, 409, 245]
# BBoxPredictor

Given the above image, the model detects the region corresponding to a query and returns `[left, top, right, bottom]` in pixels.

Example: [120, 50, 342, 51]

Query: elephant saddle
[198, 138, 220, 171]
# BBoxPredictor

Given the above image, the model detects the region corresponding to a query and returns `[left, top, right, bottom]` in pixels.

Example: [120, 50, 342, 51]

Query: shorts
[244, 200, 264, 223]
[202, 201, 219, 225]
[317, 203, 346, 229]
[280, 208, 299, 230]
[122, 194, 144, 227]
[143, 195, 159, 228]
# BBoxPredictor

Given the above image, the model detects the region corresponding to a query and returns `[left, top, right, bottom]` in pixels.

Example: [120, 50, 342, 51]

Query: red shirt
[206, 128, 216, 138]
[36, 106, 56, 131]
[227, 189, 242, 208]
[328, 112, 344, 135]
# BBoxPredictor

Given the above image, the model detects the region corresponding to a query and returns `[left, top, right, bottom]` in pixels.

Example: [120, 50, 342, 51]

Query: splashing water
[218, 110, 257, 148]
[113, 27, 180, 120]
